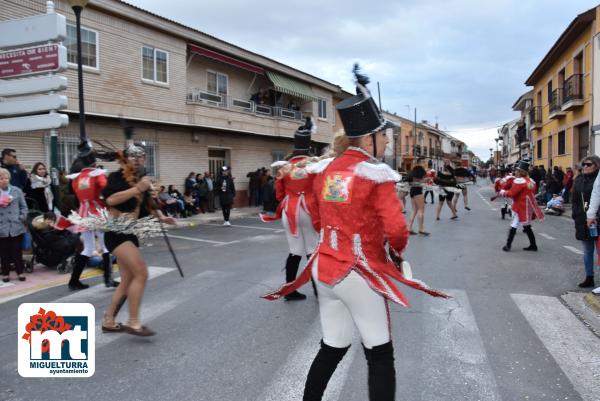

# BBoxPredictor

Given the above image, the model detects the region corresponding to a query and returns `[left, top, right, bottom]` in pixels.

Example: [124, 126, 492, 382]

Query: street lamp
[494, 137, 500, 168]
[67, 0, 90, 147]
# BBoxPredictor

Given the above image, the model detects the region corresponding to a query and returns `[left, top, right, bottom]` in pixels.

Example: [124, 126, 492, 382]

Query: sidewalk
[0, 207, 263, 304]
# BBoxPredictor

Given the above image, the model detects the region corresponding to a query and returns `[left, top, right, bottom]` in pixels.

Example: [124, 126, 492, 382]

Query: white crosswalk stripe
[563, 245, 584, 255]
[539, 233, 556, 240]
[512, 294, 600, 401]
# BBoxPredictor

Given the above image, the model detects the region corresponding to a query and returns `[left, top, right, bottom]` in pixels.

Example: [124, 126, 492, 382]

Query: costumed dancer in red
[66, 142, 118, 290]
[499, 160, 543, 252]
[424, 160, 436, 204]
[262, 65, 449, 401]
[261, 117, 320, 300]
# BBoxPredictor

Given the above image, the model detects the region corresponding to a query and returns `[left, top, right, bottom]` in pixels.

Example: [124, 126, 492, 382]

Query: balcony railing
[563, 74, 584, 110]
[549, 88, 565, 118]
[187, 88, 304, 121]
[529, 106, 542, 128]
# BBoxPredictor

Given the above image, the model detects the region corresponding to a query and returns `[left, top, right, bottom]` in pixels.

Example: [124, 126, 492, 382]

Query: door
[576, 122, 589, 163]
[208, 148, 230, 208]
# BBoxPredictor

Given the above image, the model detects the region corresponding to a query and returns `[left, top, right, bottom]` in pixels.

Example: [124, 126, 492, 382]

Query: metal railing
[187, 88, 304, 121]
[563, 74, 583, 103]
[549, 88, 564, 114]
[529, 106, 542, 124]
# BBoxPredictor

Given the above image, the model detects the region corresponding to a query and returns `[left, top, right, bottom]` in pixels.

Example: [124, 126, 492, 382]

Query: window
[53, 136, 79, 171]
[143, 142, 158, 177]
[142, 47, 168, 84]
[558, 131, 566, 155]
[537, 139, 542, 159]
[547, 81, 553, 104]
[272, 150, 286, 163]
[405, 136, 409, 153]
[207, 71, 228, 96]
[65, 24, 98, 69]
[318, 98, 327, 119]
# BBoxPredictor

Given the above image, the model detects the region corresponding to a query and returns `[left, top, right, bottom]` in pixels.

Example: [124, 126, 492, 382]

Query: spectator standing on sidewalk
[573, 156, 600, 288]
[1, 149, 28, 190]
[0, 167, 28, 283]
[28, 162, 54, 213]
[195, 173, 208, 213]
[204, 171, 215, 212]
[563, 167, 574, 203]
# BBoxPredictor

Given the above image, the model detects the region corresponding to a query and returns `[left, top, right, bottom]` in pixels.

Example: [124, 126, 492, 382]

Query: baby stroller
[27, 213, 80, 274]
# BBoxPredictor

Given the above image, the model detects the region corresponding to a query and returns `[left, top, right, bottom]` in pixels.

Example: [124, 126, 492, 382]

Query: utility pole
[377, 82, 382, 110]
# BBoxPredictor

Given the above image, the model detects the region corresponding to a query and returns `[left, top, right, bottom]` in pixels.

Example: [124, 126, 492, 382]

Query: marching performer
[452, 167, 472, 211]
[262, 65, 449, 401]
[494, 167, 514, 220]
[424, 160, 436, 204]
[498, 160, 543, 252]
[260, 117, 319, 300]
[407, 160, 429, 235]
[434, 165, 459, 220]
[100, 140, 176, 336]
[67, 143, 118, 290]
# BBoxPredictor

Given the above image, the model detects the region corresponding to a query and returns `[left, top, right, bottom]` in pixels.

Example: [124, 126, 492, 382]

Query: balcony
[186, 88, 304, 122]
[413, 145, 422, 157]
[549, 88, 565, 119]
[562, 74, 584, 111]
[529, 106, 542, 129]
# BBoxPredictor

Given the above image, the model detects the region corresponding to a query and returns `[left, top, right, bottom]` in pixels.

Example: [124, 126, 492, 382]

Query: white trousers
[312, 258, 391, 349]
[510, 212, 530, 229]
[80, 230, 108, 257]
[282, 207, 318, 256]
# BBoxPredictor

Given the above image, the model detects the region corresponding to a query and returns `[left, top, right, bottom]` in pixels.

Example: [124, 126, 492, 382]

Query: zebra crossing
[2, 264, 600, 401]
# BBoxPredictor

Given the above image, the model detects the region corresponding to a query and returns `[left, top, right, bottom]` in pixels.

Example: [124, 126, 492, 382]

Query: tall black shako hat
[335, 64, 391, 138]
[294, 116, 315, 152]
[69, 140, 96, 174]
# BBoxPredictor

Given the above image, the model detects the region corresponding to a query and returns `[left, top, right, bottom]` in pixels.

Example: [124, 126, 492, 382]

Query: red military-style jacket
[501, 176, 544, 223]
[68, 167, 107, 218]
[260, 155, 317, 235]
[262, 147, 448, 306]
[494, 174, 514, 192]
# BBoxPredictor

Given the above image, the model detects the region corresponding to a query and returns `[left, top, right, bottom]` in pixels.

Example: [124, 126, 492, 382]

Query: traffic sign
[0, 75, 68, 97]
[0, 13, 66, 49]
[0, 94, 68, 117]
[0, 44, 67, 79]
[0, 113, 68, 133]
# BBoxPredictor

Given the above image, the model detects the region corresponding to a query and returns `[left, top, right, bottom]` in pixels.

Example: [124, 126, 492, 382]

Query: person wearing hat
[262, 64, 448, 401]
[424, 160, 436, 204]
[498, 160, 543, 252]
[260, 117, 319, 300]
[216, 165, 235, 226]
[66, 141, 118, 290]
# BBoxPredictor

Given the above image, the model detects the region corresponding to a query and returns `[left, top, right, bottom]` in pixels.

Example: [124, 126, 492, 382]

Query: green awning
[266, 71, 317, 102]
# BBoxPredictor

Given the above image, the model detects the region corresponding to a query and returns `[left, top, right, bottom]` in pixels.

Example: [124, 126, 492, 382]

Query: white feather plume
[354, 162, 402, 183]
[270, 160, 289, 168]
[306, 157, 334, 174]
[67, 209, 163, 239]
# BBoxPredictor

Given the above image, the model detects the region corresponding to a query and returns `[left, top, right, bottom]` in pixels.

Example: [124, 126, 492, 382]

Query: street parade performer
[261, 64, 449, 401]
[66, 141, 118, 290]
[260, 116, 320, 301]
[496, 160, 543, 252]
[494, 167, 513, 220]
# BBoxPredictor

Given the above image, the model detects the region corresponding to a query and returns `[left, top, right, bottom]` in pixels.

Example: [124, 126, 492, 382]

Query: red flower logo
[22, 308, 72, 353]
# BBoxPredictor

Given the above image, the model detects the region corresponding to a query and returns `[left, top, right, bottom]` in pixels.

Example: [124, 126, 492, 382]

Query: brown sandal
[123, 325, 155, 337]
[102, 322, 125, 333]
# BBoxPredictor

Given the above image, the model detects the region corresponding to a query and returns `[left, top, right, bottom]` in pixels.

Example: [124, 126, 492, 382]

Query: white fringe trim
[354, 162, 402, 183]
[271, 160, 288, 168]
[306, 157, 334, 174]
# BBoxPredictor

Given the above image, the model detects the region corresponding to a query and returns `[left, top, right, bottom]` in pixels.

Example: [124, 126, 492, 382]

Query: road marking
[256, 319, 357, 401]
[204, 223, 283, 231]
[563, 245, 584, 255]
[539, 233, 555, 240]
[167, 234, 226, 245]
[419, 289, 502, 401]
[512, 294, 600, 400]
[213, 239, 242, 247]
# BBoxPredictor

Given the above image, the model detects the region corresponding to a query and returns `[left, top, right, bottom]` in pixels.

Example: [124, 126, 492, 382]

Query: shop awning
[188, 44, 265, 75]
[266, 71, 317, 101]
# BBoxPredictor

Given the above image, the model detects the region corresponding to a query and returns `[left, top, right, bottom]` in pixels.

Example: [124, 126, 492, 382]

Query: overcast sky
[129, 0, 597, 160]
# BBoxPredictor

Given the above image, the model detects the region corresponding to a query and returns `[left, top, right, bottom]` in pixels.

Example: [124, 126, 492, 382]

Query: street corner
[583, 293, 600, 314]
[561, 291, 600, 336]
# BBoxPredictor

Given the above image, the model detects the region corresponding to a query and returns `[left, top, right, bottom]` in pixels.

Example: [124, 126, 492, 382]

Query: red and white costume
[500, 176, 544, 227]
[263, 148, 448, 346]
[261, 156, 319, 255]
[67, 167, 108, 256]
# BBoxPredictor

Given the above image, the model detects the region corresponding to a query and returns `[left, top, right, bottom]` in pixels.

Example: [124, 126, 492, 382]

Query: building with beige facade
[1, 0, 341, 206]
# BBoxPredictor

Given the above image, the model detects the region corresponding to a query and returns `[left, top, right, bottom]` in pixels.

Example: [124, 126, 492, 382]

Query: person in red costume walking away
[261, 117, 320, 300]
[262, 65, 449, 401]
[67, 142, 118, 290]
[499, 160, 544, 251]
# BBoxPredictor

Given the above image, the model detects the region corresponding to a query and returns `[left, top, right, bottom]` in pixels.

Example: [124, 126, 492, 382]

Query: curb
[584, 293, 600, 314]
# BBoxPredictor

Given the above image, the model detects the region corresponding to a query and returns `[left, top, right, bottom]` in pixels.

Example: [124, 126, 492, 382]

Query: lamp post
[67, 0, 90, 146]
[494, 137, 500, 168]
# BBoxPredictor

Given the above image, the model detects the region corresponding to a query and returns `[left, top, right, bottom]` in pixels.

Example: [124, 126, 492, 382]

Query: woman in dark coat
[28, 162, 53, 213]
[572, 156, 600, 288]
[215, 166, 235, 226]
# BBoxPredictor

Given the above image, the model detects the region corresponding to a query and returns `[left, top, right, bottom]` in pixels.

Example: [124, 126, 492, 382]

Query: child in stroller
[28, 212, 80, 273]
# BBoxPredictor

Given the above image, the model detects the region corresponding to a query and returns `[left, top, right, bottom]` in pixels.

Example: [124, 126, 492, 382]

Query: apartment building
[1, 0, 340, 206]
[511, 90, 534, 162]
[525, 7, 596, 170]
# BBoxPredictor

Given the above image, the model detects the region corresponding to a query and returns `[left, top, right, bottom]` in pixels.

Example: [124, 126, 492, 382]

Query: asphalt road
[0, 182, 598, 401]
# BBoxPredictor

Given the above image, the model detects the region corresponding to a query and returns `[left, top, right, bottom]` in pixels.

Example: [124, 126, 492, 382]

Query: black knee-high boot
[307, 253, 318, 298]
[68, 254, 90, 290]
[285, 254, 306, 301]
[502, 227, 517, 252]
[103, 253, 119, 288]
[363, 341, 396, 401]
[303, 341, 350, 401]
[523, 226, 538, 251]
